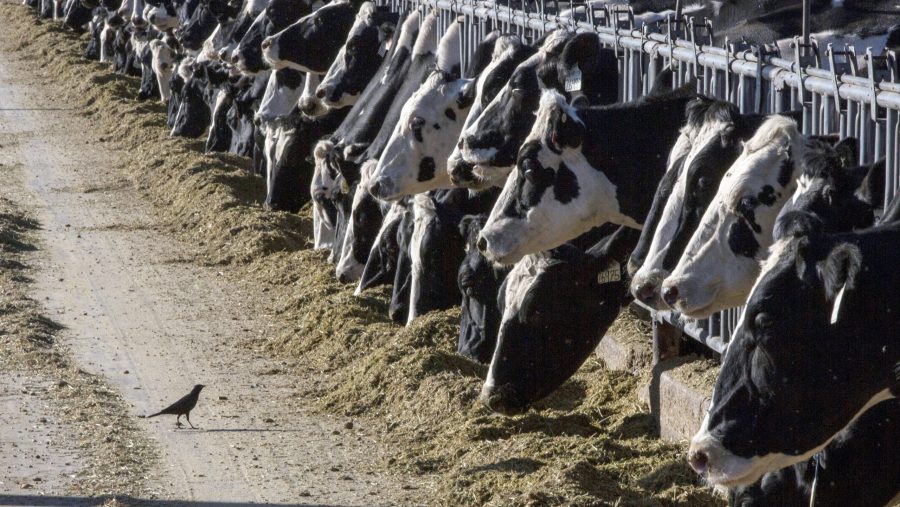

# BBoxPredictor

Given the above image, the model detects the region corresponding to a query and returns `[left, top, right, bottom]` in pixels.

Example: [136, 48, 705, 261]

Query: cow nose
[636, 282, 657, 304]
[337, 271, 351, 284]
[230, 52, 240, 64]
[457, 138, 465, 150]
[148, 13, 156, 22]
[315, 88, 326, 99]
[476, 236, 487, 253]
[261, 38, 272, 50]
[687, 449, 708, 475]
[662, 285, 679, 307]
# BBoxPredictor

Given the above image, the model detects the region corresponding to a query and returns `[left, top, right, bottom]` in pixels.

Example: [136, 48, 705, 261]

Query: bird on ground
[143, 384, 205, 429]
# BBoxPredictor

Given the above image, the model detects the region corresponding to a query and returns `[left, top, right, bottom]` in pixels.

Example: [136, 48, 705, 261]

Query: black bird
[145, 384, 205, 429]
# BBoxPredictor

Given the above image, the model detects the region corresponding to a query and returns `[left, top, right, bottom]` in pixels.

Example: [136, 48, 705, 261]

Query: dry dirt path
[0, 33, 418, 507]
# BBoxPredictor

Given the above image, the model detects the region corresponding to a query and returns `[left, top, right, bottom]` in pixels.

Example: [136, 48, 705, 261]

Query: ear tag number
[565, 64, 582, 92]
[597, 260, 621, 284]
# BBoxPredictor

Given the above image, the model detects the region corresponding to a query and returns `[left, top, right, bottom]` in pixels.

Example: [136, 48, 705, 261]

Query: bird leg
[175, 414, 183, 428]
[186, 412, 196, 429]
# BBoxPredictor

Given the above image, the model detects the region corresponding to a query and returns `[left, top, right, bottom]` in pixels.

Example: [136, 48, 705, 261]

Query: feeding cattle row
[26, 0, 900, 502]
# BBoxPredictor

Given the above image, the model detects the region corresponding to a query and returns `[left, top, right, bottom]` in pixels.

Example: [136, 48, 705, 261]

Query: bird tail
[144, 411, 162, 418]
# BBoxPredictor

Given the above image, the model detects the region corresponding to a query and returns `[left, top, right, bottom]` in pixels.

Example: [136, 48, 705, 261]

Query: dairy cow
[660, 118, 857, 318]
[231, 0, 320, 75]
[687, 215, 900, 487]
[315, 2, 399, 110]
[629, 99, 797, 309]
[355, 200, 406, 294]
[477, 85, 695, 265]
[480, 224, 639, 414]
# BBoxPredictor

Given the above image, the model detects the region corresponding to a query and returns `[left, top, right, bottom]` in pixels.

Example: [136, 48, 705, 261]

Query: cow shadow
[465, 457, 545, 475]
[610, 412, 658, 440]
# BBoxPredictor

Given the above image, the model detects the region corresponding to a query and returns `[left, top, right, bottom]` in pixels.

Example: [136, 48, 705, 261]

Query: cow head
[256, 68, 305, 122]
[630, 99, 750, 309]
[177, 0, 235, 51]
[457, 31, 571, 187]
[336, 160, 384, 283]
[446, 33, 529, 189]
[261, 0, 358, 74]
[356, 201, 406, 295]
[661, 120, 857, 318]
[480, 225, 637, 415]
[145, 0, 179, 31]
[232, 0, 316, 75]
[370, 70, 472, 200]
[477, 91, 602, 265]
[456, 213, 508, 364]
[687, 217, 900, 487]
[311, 139, 339, 250]
[315, 2, 397, 110]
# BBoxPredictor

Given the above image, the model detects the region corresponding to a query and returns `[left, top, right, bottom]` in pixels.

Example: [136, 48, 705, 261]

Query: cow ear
[832, 137, 859, 168]
[820, 242, 862, 301]
[569, 95, 589, 108]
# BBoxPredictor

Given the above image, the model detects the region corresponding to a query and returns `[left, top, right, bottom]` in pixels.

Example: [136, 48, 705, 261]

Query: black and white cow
[388, 204, 414, 324]
[455, 30, 619, 189]
[145, 0, 180, 31]
[729, 399, 899, 507]
[311, 139, 340, 250]
[407, 187, 498, 324]
[480, 224, 639, 414]
[261, 0, 365, 74]
[687, 214, 900, 487]
[477, 85, 696, 266]
[176, 0, 236, 52]
[335, 160, 385, 282]
[355, 200, 406, 294]
[149, 35, 179, 101]
[369, 23, 502, 199]
[456, 213, 509, 364]
[63, 0, 93, 30]
[659, 118, 857, 318]
[629, 98, 796, 309]
[445, 33, 534, 188]
[231, 0, 320, 75]
[314, 2, 398, 111]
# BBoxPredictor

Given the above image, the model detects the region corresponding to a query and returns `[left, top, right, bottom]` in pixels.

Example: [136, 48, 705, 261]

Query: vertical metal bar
[886, 109, 898, 209]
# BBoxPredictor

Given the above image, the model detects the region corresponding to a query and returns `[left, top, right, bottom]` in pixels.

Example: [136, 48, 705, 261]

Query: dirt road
[0, 29, 417, 506]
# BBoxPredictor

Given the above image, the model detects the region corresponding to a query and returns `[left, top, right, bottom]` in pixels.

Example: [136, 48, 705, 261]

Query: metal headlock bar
[376, 0, 900, 356]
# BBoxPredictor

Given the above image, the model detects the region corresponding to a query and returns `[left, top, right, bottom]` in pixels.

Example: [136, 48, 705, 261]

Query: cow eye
[754, 312, 772, 331]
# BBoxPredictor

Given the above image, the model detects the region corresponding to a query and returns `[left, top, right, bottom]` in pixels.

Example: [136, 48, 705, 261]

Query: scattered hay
[0, 5, 724, 504]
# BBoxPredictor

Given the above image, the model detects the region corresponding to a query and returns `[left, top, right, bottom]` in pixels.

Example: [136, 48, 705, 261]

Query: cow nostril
[231, 53, 240, 64]
[315, 88, 326, 99]
[476, 236, 487, 253]
[662, 286, 679, 307]
[338, 271, 349, 284]
[687, 450, 708, 474]
[369, 180, 381, 197]
[261, 38, 271, 50]
[636, 283, 657, 304]
[457, 138, 464, 150]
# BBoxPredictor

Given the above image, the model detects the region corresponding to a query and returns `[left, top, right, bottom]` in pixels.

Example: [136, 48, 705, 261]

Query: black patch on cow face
[547, 108, 585, 154]
[444, 108, 456, 121]
[736, 196, 763, 233]
[418, 157, 436, 182]
[727, 218, 760, 258]
[271, 2, 357, 73]
[778, 156, 794, 187]
[553, 162, 579, 203]
[757, 185, 777, 206]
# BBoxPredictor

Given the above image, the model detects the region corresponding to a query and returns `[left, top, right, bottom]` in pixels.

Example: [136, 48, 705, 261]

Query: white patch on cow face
[146, 4, 178, 31]
[478, 91, 633, 266]
[373, 73, 469, 199]
[100, 24, 116, 63]
[311, 140, 337, 250]
[298, 72, 327, 117]
[690, 388, 895, 487]
[630, 119, 727, 308]
[316, 2, 382, 110]
[661, 116, 802, 318]
[206, 87, 231, 149]
[406, 193, 438, 325]
[257, 70, 303, 122]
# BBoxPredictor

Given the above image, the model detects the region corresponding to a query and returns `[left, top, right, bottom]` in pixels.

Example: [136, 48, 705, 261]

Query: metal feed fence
[377, 0, 900, 357]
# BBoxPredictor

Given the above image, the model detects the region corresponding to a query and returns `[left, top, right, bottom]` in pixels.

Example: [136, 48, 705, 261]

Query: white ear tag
[565, 64, 582, 93]
[830, 283, 847, 325]
[378, 34, 393, 57]
[597, 260, 621, 284]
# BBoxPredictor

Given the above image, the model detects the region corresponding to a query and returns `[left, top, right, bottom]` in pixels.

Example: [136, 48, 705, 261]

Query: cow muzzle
[479, 382, 528, 415]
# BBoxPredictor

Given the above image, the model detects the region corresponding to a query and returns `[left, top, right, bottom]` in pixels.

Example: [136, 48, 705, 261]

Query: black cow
[356, 200, 406, 294]
[687, 214, 900, 488]
[63, 0, 93, 30]
[479, 224, 639, 415]
[388, 203, 414, 324]
[457, 213, 510, 364]
[177, 0, 237, 51]
[729, 399, 899, 507]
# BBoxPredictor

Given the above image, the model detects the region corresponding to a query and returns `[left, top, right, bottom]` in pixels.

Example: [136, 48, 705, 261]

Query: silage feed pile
[1, 6, 723, 505]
